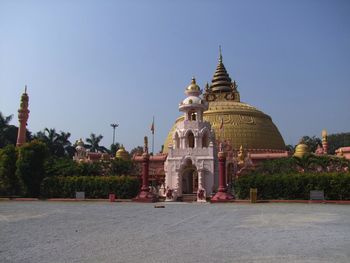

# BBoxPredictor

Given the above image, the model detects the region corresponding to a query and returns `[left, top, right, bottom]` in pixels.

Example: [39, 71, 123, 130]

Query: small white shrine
[164, 78, 215, 201]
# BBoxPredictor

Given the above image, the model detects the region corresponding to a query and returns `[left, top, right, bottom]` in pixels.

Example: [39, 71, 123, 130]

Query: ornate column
[322, 129, 328, 154]
[16, 86, 29, 147]
[198, 170, 203, 189]
[133, 137, 158, 202]
[211, 151, 235, 202]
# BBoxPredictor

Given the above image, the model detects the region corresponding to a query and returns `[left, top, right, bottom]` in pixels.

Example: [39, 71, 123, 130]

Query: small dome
[77, 138, 84, 146]
[181, 96, 202, 105]
[294, 141, 309, 158]
[185, 77, 201, 95]
[115, 145, 130, 161]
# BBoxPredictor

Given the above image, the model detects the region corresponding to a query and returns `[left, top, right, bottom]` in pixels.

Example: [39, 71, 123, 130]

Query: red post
[211, 151, 235, 202]
[141, 154, 149, 191]
[133, 152, 158, 202]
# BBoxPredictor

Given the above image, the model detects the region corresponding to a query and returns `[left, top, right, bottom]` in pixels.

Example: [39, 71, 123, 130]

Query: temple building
[164, 51, 286, 155]
[159, 51, 289, 198]
[164, 77, 215, 200]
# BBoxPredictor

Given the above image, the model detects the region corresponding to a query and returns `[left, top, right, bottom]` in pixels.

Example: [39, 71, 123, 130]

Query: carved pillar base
[132, 190, 158, 203]
[211, 191, 234, 203]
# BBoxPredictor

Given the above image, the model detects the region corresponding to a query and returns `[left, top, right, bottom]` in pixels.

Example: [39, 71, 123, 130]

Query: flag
[219, 118, 224, 131]
[150, 117, 155, 134]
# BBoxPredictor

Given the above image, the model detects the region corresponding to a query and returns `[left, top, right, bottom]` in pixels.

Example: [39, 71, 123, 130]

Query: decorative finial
[25, 85, 27, 93]
[219, 45, 222, 63]
[191, 76, 196, 84]
[205, 82, 209, 91]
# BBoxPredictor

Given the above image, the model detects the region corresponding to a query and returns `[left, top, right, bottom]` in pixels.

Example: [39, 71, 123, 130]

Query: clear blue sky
[1, 0, 350, 152]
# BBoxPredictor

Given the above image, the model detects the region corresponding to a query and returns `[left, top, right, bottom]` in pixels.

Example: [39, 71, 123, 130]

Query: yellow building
[164, 52, 285, 152]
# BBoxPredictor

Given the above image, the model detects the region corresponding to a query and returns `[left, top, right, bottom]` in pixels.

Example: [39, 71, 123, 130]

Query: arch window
[174, 132, 180, 149]
[202, 132, 209, 148]
[187, 131, 195, 148]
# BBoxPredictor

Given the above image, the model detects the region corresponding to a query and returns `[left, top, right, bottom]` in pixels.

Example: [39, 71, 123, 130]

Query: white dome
[181, 96, 202, 105]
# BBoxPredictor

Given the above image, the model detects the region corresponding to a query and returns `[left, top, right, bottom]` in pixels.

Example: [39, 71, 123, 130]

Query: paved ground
[0, 201, 349, 263]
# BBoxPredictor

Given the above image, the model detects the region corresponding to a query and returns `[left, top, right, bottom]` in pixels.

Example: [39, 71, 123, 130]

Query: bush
[109, 159, 134, 176]
[16, 140, 49, 197]
[235, 172, 350, 200]
[41, 176, 139, 199]
[0, 145, 23, 196]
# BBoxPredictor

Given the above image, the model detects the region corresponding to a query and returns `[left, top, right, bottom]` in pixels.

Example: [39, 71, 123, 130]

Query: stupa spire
[210, 47, 232, 93]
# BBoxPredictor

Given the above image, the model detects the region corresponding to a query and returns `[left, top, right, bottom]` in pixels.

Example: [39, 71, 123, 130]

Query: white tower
[164, 77, 215, 201]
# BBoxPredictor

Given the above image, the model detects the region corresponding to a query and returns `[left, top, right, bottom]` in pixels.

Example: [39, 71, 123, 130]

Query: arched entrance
[181, 159, 198, 194]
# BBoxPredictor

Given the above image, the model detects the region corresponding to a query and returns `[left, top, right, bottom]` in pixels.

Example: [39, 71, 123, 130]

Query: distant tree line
[286, 133, 350, 154]
[0, 111, 144, 197]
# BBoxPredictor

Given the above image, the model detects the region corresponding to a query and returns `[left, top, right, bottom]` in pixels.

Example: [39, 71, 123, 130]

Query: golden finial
[219, 45, 223, 63]
[322, 129, 327, 141]
[191, 76, 196, 84]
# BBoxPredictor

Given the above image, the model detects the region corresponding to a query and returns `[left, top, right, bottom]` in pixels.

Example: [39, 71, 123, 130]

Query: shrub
[0, 145, 23, 196]
[16, 140, 49, 197]
[235, 172, 350, 200]
[41, 176, 139, 199]
[109, 159, 134, 176]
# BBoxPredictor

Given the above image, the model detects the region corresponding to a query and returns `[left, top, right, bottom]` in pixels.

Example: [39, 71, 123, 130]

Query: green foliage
[44, 157, 80, 177]
[254, 155, 350, 175]
[328, 132, 350, 154]
[301, 136, 322, 153]
[34, 128, 75, 158]
[235, 172, 350, 200]
[0, 145, 23, 196]
[16, 140, 49, 197]
[86, 133, 107, 152]
[109, 159, 134, 176]
[110, 143, 120, 156]
[41, 176, 139, 198]
[77, 162, 104, 176]
[130, 146, 143, 156]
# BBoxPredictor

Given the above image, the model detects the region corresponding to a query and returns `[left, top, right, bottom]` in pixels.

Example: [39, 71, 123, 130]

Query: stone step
[181, 194, 197, 202]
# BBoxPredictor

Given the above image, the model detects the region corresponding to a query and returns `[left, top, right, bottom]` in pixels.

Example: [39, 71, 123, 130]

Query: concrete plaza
[0, 201, 349, 263]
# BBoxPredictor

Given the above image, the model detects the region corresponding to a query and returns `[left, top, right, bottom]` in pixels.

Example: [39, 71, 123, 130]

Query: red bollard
[109, 193, 115, 202]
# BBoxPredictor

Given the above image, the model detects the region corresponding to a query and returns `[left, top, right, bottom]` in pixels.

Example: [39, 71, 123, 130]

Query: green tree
[16, 140, 49, 197]
[86, 133, 105, 152]
[328, 132, 350, 154]
[0, 145, 23, 196]
[130, 146, 143, 156]
[110, 159, 134, 176]
[301, 135, 322, 153]
[35, 128, 74, 157]
[110, 143, 120, 156]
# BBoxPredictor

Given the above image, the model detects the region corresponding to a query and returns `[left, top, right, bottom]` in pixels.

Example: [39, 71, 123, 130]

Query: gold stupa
[293, 140, 309, 158]
[115, 145, 130, 161]
[164, 51, 285, 152]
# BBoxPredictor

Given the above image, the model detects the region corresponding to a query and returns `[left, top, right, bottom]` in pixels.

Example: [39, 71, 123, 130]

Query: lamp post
[110, 123, 119, 145]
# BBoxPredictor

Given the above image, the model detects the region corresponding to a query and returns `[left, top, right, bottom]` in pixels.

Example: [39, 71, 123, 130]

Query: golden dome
[294, 142, 309, 158]
[163, 52, 285, 152]
[164, 100, 285, 152]
[115, 145, 130, 161]
[186, 77, 201, 93]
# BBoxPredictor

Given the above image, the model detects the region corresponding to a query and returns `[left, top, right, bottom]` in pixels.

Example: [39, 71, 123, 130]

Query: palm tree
[86, 133, 104, 152]
[34, 128, 73, 157]
[0, 112, 14, 147]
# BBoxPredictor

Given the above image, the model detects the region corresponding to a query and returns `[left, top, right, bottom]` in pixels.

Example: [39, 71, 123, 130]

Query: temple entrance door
[182, 168, 198, 194]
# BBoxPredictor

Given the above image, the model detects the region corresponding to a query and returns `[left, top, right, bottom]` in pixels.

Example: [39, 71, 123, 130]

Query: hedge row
[235, 173, 350, 200]
[41, 176, 140, 199]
